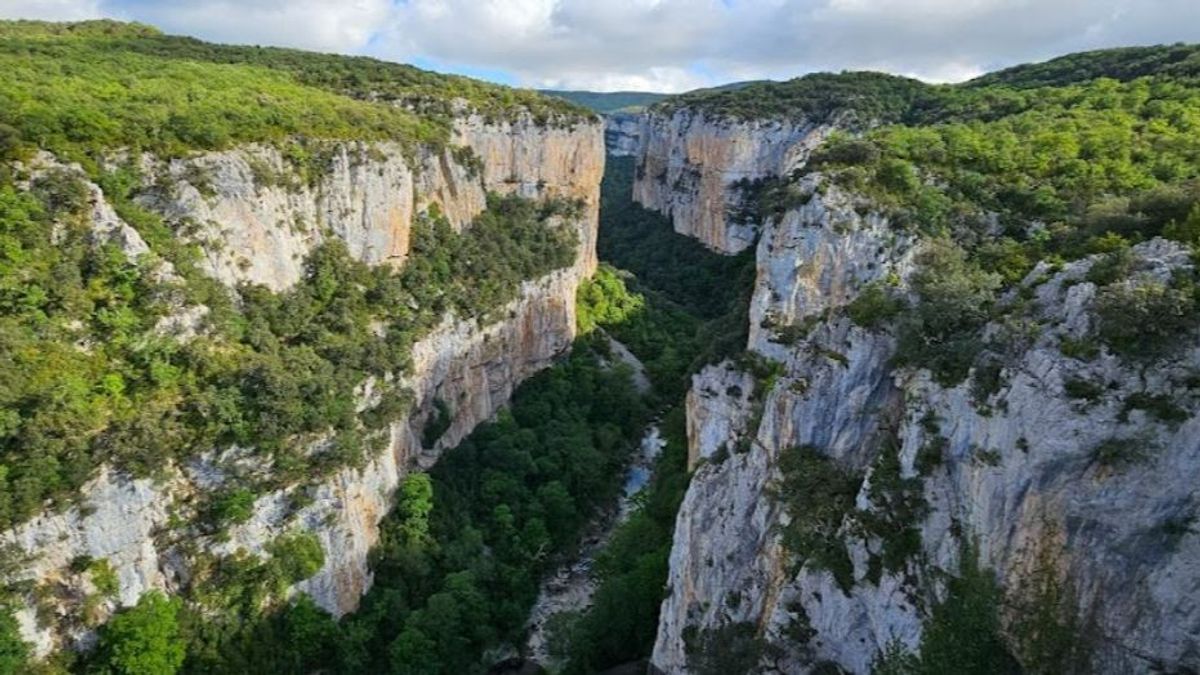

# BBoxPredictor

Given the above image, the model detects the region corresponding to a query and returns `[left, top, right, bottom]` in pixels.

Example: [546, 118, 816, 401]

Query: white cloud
[2, 0, 1200, 91]
[0, 0, 101, 21]
[107, 0, 391, 52]
[370, 0, 1200, 91]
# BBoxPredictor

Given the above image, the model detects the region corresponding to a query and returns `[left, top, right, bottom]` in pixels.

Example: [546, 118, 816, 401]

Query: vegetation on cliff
[694, 44, 1200, 388]
[165, 342, 647, 674]
[0, 186, 579, 530]
[650, 42, 1200, 674]
[0, 20, 589, 163]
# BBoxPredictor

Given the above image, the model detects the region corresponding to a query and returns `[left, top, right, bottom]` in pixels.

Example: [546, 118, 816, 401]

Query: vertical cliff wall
[1, 116, 604, 657]
[604, 112, 643, 157]
[631, 109, 832, 253]
[649, 168, 1200, 672]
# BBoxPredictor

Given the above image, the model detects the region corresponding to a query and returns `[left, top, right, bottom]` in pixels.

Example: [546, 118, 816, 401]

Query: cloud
[368, 0, 1200, 90]
[1, 0, 1199, 91]
[110, 0, 392, 52]
[0, 0, 101, 21]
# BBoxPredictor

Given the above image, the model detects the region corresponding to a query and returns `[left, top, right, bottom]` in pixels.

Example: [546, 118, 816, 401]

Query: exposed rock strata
[632, 109, 833, 253]
[3, 115, 604, 656]
[654, 176, 1200, 673]
[604, 111, 643, 157]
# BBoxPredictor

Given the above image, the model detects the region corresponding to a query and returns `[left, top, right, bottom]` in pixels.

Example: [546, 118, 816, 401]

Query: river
[521, 422, 666, 669]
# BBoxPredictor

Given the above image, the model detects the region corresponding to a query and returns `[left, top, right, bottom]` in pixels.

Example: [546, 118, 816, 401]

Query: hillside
[541, 89, 669, 113]
[628, 42, 1200, 674]
[0, 20, 608, 674]
[0, 19, 591, 161]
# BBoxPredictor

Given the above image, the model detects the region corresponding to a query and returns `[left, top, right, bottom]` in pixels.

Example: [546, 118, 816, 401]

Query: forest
[0, 20, 588, 164]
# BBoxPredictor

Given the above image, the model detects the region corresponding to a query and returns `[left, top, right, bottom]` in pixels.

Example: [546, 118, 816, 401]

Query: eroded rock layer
[2, 116, 604, 656]
[653, 179, 1200, 673]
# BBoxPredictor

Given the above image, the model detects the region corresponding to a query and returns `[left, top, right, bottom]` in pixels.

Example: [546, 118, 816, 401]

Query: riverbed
[521, 422, 666, 669]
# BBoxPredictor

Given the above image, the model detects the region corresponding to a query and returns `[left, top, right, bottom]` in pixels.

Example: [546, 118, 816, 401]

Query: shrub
[684, 622, 767, 675]
[914, 544, 1022, 675]
[267, 532, 325, 585]
[90, 558, 120, 597]
[915, 437, 948, 476]
[778, 446, 862, 592]
[856, 442, 930, 573]
[1063, 377, 1104, 402]
[896, 240, 1001, 385]
[847, 281, 907, 329]
[1091, 437, 1151, 468]
[1084, 246, 1133, 286]
[1058, 337, 1100, 361]
[421, 399, 452, 449]
[0, 608, 28, 675]
[1095, 279, 1199, 357]
[1121, 392, 1189, 425]
[1162, 204, 1200, 246]
[210, 488, 257, 527]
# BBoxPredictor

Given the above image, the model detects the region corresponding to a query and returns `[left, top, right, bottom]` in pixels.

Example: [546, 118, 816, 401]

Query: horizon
[0, 0, 1198, 93]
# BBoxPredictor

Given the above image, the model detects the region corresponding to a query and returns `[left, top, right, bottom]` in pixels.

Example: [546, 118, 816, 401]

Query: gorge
[0, 18, 1199, 675]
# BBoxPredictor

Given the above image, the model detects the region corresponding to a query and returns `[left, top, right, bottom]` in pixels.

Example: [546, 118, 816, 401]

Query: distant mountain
[542, 82, 765, 115]
[539, 89, 669, 113]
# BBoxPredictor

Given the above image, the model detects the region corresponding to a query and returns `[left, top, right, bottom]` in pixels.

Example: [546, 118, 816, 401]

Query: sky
[2, 0, 1200, 92]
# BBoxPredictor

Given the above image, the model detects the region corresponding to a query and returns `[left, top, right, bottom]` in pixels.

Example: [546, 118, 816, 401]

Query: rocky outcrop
[653, 174, 1200, 672]
[3, 115, 604, 657]
[453, 112, 603, 274]
[136, 112, 602, 291]
[632, 108, 833, 253]
[604, 111, 642, 157]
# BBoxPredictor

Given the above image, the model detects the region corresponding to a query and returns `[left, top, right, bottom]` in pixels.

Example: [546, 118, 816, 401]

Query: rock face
[137, 112, 602, 291]
[2, 115, 603, 656]
[604, 111, 643, 157]
[632, 108, 833, 253]
[652, 173, 1200, 672]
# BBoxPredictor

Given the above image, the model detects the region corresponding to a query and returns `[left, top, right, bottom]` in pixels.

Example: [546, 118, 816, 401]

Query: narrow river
[519, 335, 664, 670]
[522, 423, 666, 669]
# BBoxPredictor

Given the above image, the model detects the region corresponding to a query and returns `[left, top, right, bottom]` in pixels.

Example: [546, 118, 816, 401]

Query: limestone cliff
[604, 111, 643, 157]
[2, 115, 603, 656]
[632, 108, 833, 253]
[133, 111, 601, 292]
[653, 179, 1200, 673]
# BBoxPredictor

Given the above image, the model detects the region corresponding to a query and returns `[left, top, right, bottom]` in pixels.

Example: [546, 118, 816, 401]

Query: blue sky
[3, 0, 1200, 92]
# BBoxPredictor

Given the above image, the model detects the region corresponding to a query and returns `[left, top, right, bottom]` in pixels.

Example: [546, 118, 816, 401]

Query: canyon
[628, 91, 1200, 674]
[2, 22, 1199, 675]
[1, 112, 605, 657]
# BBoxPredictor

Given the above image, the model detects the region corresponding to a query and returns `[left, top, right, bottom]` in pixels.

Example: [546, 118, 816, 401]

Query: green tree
[915, 547, 1020, 675]
[0, 608, 28, 675]
[395, 474, 435, 548]
[92, 591, 186, 675]
[1163, 203, 1200, 246]
[897, 240, 1001, 385]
